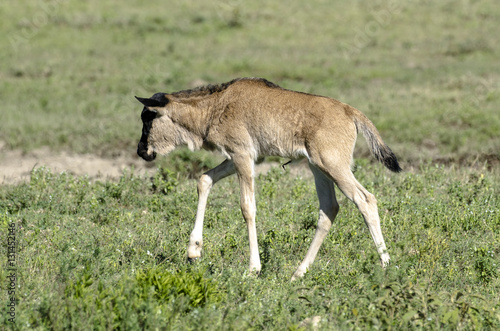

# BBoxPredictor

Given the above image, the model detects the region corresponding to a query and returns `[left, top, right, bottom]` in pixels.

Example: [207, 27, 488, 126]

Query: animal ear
[135, 96, 164, 108]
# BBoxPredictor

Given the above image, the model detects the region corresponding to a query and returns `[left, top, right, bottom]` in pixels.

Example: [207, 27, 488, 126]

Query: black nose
[137, 141, 156, 161]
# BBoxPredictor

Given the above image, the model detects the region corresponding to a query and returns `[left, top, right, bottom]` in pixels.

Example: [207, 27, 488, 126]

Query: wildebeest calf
[136, 77, 401, 280]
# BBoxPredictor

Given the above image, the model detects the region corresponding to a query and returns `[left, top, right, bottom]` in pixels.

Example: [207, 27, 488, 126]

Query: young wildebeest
[136, 77, 401, 280]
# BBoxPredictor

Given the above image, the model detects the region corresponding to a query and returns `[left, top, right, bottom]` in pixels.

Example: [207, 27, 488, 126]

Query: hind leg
[310, 155, 390, 267]
[337, 171, 390, 266]
[292, 163, 339, 280]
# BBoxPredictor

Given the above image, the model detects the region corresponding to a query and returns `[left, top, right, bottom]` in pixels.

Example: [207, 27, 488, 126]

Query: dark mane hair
[170, 77, 281, 99]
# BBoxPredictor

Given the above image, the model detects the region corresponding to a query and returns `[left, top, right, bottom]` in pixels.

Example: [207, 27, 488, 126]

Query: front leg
[233, 155, 261, 274]
[187, 159, 235, 261]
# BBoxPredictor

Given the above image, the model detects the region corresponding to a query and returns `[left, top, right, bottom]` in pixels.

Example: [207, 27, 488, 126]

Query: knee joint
[197, 174, 213, 194]
[366, 192, 377, 205]
[322, 202, 339, 220]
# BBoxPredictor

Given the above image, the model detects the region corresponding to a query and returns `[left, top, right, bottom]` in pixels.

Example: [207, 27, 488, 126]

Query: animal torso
[168, 78, 356, 161]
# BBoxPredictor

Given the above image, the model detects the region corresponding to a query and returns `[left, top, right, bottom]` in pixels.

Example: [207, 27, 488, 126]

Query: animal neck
[167, 95, 217, 142]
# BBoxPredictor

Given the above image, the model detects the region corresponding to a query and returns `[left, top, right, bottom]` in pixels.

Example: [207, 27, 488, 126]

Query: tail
[351, 108, 402, 172]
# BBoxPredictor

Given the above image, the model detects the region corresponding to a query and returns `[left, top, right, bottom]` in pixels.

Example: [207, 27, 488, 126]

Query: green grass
[0, 164, 499, 329]
[1, 0, 499, 162]
[1, 0, 500, 329]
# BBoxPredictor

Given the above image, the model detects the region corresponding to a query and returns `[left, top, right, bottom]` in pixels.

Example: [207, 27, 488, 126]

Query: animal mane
[170, 77, 281, 99]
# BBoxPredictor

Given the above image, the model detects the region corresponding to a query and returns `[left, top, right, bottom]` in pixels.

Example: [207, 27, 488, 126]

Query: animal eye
[141, 109, 158, 121]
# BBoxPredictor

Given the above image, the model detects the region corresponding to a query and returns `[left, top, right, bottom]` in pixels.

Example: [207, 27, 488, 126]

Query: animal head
[135, 93, 177, 161]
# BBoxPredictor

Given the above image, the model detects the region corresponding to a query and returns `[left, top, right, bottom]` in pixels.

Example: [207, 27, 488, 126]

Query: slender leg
[187, 159, 235, 261]
[314, 161, 390, 268]
[233, 155, 261, 274]
[292, 163, 339, 280]
[334, 171, 390, 267]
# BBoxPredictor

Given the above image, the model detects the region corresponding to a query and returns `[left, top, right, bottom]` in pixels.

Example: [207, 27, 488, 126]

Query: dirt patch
[0, 144, 154, 185]
[0, 142, 311, 185]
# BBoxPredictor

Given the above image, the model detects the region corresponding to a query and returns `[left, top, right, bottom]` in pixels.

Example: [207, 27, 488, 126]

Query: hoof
[187, 257, 200, 264]
[243, 268, 261, 278]
[251, 269, 261, 277]
[291, 269, 306, 281]
[380, 254, 391, 269]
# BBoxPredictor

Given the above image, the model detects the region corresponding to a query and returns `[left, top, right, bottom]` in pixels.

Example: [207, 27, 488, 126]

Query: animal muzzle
[137, 140, 156, 161]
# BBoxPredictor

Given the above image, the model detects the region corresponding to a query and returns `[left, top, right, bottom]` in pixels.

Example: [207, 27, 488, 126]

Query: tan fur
[136, 77, 401, 279]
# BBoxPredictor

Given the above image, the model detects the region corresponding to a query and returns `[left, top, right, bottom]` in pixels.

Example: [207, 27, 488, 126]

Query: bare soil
[0, 142, 311, 185]
[0, 142, 154, 185]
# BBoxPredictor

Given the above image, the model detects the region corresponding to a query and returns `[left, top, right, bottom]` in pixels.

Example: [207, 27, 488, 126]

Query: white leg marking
[187, 160, 235, 260]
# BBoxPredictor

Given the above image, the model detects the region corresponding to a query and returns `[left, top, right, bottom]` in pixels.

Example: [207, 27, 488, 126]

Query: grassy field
[1, 0, 499, 161]
[1, 164, 499, 329]
[1, 0, 500, 329]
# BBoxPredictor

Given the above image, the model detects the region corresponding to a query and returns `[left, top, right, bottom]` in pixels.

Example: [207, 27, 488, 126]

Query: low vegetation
[1, 163, 499, 329]
[1, 0, 499, 329]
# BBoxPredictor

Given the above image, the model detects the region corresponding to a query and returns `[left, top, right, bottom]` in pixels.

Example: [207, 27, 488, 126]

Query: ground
[0, 141, 152, 184]
[0, 141, 300, 184]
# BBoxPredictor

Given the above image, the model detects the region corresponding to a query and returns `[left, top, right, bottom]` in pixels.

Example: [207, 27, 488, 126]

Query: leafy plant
[151, 166, 178, 195]
[474, 246, 498, 284]
[135, 267, 223, 308]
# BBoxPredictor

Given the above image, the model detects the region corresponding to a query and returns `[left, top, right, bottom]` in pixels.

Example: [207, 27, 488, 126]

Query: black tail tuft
[379, 147, 402, 173]
[355, 116, 402, 173]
